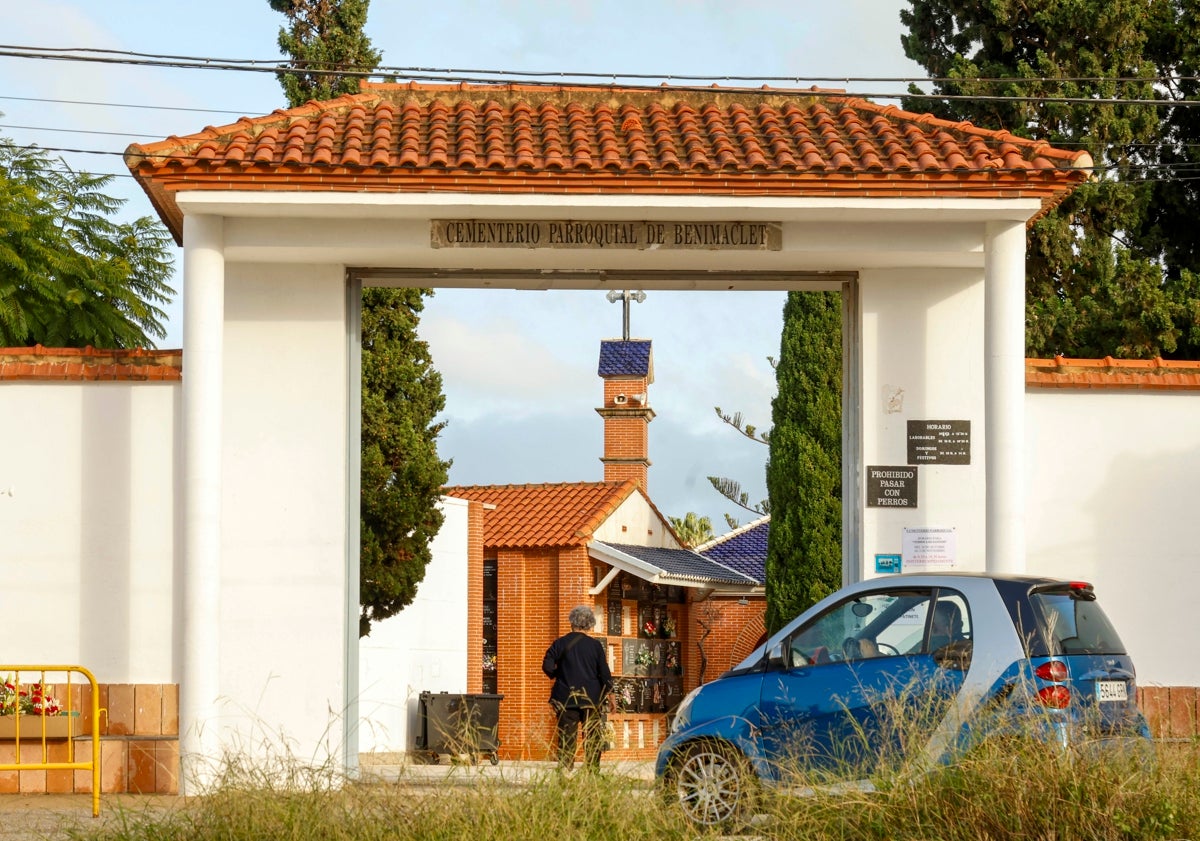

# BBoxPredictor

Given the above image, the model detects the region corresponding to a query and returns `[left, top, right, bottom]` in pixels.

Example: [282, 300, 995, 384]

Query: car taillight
[1034, 661, 1071, 707]
[1035, 661, 1069, 682]
[1037, 685, 1071, 708]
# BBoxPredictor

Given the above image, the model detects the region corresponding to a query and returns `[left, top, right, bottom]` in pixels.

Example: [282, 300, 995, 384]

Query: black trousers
[554, 704, 604, 770]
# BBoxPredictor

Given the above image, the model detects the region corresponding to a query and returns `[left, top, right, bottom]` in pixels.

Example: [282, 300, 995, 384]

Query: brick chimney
[596, 339, 654, 492]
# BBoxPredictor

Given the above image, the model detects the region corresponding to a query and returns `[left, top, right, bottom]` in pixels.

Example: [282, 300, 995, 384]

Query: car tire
[668, 741, 758, 827]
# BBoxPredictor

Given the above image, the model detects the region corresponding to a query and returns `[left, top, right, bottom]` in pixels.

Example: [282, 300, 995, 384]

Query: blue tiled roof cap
[599, 542, 757, 586]
[698, 518, 769, 584]
[598, 340, 652, 378]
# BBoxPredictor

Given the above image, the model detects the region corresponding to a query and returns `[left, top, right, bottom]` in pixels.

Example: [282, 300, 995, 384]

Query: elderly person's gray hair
[568, 605, 597, 631]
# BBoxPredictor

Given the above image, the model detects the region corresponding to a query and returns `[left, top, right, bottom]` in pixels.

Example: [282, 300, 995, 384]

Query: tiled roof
[598, 340, 652, 378]
[442, 480, 638, 548]
[0, 346, 182, 382]
[595, 542, 758, 587]
[697, 516, 770, 583]
[126, 81, 1092, 243]
[1026, 357, 1200, 390]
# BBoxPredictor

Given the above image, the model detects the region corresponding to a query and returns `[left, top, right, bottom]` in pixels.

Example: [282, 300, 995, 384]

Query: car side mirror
[766, 643, 787, 670]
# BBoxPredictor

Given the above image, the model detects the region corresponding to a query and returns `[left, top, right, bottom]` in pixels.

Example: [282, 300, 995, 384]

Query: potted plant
[0, 676, 72, 739]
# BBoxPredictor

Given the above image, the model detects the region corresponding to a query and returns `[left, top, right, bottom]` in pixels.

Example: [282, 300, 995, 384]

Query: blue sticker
[875, 554, 902, 574]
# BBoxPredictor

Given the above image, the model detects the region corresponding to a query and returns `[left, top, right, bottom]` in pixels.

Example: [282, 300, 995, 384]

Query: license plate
[1096, 680, 1128, 703]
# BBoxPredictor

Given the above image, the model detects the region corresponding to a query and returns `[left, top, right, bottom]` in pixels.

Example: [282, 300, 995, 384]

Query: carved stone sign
[431, 219, 782, 250]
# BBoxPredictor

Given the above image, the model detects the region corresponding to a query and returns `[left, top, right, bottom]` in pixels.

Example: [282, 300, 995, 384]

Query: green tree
[269, 0, 382, 104]
[359, 287, 450, 636]
[708, 402, 772, 530]
[268, 0, 449, 635]
[0, 139, 173, 348]
[900, 0, 1200, 359]
[764, 291, 842, 633]
[669, 512, 715, 548]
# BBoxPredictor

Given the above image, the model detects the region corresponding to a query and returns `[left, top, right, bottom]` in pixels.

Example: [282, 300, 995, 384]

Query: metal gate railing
[0, 665, 101, 816]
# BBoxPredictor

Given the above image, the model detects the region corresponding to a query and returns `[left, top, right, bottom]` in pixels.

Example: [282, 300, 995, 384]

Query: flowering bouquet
[641, 620, 657, 638]
[635, 646, 657, 667]
[661, 617, 676, 638]
[1, 676, 61, 717]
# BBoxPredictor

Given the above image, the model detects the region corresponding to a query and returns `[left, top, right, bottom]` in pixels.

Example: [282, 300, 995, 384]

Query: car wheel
[669, 741, 757, 826]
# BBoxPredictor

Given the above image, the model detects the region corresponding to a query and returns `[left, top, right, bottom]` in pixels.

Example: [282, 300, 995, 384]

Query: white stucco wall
[0, 380, 179, 681]
[592, 490, 683, 549]
[357, 496, 470, 754]
[1026, 388, 1200, 687]
[215, 262, 350, 760]
[858, 266, 989, 577]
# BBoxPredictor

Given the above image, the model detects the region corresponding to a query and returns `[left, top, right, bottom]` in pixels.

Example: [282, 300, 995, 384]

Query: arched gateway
[126, 81, 1088, 788]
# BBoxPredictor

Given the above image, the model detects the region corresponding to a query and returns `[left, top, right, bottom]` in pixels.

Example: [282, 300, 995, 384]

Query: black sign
[907, 420, 971, 465]
[866, 466, 918, 508]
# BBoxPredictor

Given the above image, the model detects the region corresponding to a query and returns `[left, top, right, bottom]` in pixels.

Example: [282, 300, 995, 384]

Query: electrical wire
[3, 43, 1198, 87]
[0, 94, 256, 116]
[2, 45, 1200, 108]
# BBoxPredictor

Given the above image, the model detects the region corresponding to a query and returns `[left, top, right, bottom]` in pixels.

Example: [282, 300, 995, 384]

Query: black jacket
[542, 631, 613, 709]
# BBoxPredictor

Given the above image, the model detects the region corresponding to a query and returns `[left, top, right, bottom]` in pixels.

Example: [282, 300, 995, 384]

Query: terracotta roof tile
[1026, 356, 1200, 390]
[126, 81, 1092, 243]
[0, 346, 182, 382]
[443, 480, 639, 548]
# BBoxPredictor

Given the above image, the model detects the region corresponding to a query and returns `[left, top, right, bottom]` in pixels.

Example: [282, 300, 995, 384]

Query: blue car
[655, 573, 1151, 825]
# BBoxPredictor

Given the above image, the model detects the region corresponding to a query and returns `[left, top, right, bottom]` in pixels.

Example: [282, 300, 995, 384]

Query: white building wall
[592, 491, 682, 549]
[216, 262, 350, 760]
[1026, 388, 1200, 688]
[858, 266, 989, 577]
[0, 380, 178, 682]
[358, 496, 470, 754]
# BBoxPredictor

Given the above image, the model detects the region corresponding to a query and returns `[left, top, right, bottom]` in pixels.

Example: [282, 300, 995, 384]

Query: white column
[984, 221, 1026, 575]
[180, 214, 225, 793]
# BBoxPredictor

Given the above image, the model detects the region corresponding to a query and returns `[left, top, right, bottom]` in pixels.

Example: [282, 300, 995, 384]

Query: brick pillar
[597, 340, 655, 493]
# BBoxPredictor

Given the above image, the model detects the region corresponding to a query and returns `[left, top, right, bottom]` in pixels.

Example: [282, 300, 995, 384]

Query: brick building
[445, 337, 765, 761]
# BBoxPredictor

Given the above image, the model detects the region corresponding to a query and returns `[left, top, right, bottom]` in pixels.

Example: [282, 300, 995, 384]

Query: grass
[58, 740, 1200, 841]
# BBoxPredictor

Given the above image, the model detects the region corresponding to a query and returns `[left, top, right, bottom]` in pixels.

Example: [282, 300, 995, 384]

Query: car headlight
[671, 686, 703, 734]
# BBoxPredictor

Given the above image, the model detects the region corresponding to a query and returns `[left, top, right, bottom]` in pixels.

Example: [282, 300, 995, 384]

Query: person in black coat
[542, 604, 614, 771]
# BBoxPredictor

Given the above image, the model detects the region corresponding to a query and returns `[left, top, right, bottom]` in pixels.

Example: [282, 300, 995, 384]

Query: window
[784, 589, 936, 666]
[482, 556, 497, 694]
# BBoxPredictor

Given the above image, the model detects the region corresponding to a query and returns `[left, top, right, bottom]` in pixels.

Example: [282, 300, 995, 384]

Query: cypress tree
[268, 0, 449, 635]
[764, 291, 842, 633]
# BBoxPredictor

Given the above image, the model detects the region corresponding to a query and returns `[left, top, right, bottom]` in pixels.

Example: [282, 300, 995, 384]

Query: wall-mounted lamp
[737, 597, 750, 606]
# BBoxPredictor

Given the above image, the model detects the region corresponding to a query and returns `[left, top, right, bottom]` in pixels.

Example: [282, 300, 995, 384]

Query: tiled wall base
[0, 683, 180, 795]
[1140, 686, 1200, 739]
[0, 737, 179, 794]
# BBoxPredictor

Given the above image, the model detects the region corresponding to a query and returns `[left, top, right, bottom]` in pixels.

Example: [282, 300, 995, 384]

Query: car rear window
[1030, 591, 1127, 656]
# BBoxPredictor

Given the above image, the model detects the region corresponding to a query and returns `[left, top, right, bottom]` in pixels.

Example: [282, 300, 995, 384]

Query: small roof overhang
[588, 540, 762, 595]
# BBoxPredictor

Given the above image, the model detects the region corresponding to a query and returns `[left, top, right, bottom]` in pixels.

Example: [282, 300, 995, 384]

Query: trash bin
[416, 692, 504, 765]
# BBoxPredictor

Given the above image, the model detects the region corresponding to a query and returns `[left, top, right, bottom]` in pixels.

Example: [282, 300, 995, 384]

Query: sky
[1, 1, 924, 532]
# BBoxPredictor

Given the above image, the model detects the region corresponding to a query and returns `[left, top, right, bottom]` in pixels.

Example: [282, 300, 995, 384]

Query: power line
[13, 138, 1200, 185]
[0, 123, 158, 139]
[3, 43, 1199, 87]
[0, 94, 257, 116]
[4, 44, 1200, 108]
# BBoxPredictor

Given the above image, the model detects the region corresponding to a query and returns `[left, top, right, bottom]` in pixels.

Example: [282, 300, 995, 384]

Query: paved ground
[0, 760, 658, 840]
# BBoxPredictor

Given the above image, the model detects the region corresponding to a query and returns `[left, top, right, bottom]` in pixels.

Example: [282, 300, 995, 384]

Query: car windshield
[1030, 590, 1127, 655]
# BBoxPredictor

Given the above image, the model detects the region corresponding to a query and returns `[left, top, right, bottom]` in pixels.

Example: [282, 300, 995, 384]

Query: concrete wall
[0, 379, 179, 682]
[858, 266, 989, 576]
[358, 496, 470, 754]
[215, 262, 349, 761]
[1026, 388, 1200, 688]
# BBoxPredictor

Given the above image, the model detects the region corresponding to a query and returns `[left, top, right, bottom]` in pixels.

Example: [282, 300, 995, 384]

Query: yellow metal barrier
[0, 665, 101, 816]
